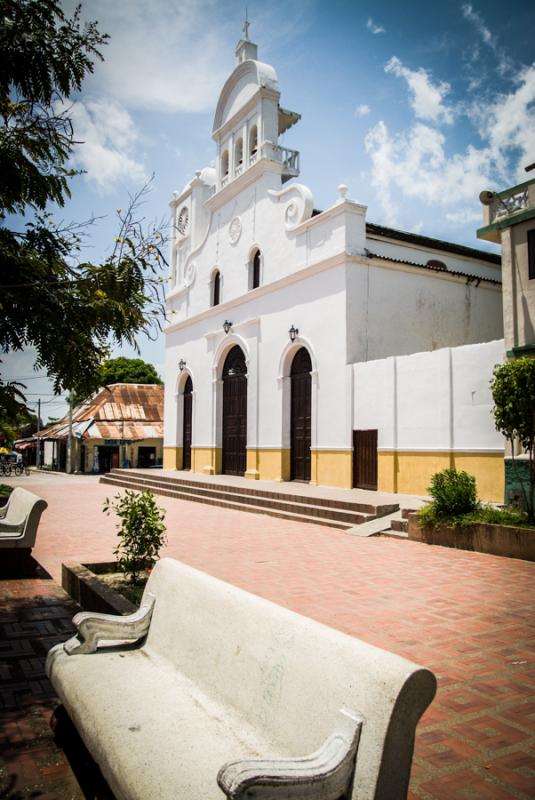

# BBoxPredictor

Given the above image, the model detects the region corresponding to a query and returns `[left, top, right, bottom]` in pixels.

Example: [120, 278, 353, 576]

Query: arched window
[211, 269, 221, 307]
[235, 138, 243, 174]
[221, 150, 229, 181]
[249, 125, 258, 160]
[250, 249, 261, 290]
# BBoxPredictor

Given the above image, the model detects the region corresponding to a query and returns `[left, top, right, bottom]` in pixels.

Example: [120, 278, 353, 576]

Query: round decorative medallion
[183, 260, 196, 287]
[177, 206, 189, 236]
[228, 216, 242, 245]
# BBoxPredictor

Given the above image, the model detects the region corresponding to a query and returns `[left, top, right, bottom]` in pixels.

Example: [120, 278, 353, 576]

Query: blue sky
[5, 0, 535, 423]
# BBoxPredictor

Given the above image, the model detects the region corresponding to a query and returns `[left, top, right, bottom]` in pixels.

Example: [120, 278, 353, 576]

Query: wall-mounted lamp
[223, 320, 233, 334]
[178, 358, 186, 372]
[288, 325, 299, 342]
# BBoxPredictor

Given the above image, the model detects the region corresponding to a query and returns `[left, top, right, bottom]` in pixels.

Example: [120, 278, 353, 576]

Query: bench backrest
[143, 558, 436, 800]
[0, 487, 48, 547]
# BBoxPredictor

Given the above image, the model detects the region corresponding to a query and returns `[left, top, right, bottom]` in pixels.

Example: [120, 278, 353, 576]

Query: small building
[38, 384, 164, 473]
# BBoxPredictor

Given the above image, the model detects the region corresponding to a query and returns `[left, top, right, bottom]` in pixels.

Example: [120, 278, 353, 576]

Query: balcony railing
[488, 181, 532, 225]
[274, 146, 300, 183]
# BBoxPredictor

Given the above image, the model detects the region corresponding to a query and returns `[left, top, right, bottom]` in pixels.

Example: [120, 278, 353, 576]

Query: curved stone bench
[0, 487, 48, 573]
[46, 558, 436, 800]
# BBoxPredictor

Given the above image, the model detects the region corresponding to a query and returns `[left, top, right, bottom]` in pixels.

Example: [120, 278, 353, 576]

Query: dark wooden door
[222, 346, 247, 476]
[182, 375, 193, 470]
[353, 430, 378, 490]
[290, 348, 312, 481]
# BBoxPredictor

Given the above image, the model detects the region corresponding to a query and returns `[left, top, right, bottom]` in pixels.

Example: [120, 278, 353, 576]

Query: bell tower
[211, 18, 301, 194]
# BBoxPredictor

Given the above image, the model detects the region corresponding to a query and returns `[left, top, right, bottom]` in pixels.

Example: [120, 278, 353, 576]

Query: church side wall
[346, 261, 503, 363]
[352, 339, 505, 501]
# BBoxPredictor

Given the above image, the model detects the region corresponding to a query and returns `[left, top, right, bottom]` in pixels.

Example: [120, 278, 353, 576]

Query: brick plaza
[1, 474, 534, 799]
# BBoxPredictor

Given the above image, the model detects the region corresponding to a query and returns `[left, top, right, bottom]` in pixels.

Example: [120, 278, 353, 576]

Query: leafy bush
[0, 484, 13, 498]
[418, 468, 478, 526]
[103, 489, 167, 583]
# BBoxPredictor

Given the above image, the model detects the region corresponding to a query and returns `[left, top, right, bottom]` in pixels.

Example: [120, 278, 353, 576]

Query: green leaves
[491, 357, 535, 521]
[0, 2, 167, 422]
[103, 489, 167, 584]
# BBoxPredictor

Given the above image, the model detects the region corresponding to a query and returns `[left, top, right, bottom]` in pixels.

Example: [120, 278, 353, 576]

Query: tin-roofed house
[38, 384, 164, 473]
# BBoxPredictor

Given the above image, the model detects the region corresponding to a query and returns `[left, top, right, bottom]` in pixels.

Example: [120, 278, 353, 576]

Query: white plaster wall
[352, 339, 505, 452]
[346, 261, 503, 363]
[164, 264, 348, 451]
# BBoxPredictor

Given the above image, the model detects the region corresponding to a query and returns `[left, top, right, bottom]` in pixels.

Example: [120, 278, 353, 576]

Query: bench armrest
[217, 708, 363, 800]
[63, 594, 156, 655]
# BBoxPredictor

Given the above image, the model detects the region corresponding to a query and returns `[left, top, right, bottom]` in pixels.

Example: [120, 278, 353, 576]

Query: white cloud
[461, 4, 512, 77]
[366, 17, 385, 35]
[445, 209, 482, 224]
[355, 104, 371, 117]
[385, 57, 454, 124]
[365, 64, 535, 225]
[67, 99, 148, 193]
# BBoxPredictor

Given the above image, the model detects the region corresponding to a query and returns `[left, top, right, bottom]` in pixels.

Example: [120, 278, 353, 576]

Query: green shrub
[418, 468, 478, 526]
[0, 484, 13, 498]
[103, 489, 167, 584]
[462, 506, 534, 529]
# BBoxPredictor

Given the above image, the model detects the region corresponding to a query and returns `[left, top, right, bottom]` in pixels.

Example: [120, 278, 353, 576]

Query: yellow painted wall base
[311, 450, 352, 489]
[191, 447, 221, 476]
[378, 451, 504, 502]
[245, 449, 291, 482]
[163, 447, 180, 470]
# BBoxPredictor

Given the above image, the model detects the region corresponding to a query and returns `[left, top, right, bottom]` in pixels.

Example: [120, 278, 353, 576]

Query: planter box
[408, 514, 535, 562]
[62, 561, 137, 614]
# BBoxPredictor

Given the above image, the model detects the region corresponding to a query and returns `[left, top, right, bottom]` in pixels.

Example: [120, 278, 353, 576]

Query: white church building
[163, 33, 505, 501]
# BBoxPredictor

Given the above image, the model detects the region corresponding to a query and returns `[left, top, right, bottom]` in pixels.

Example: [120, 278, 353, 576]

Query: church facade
[163, 35, 504, 498]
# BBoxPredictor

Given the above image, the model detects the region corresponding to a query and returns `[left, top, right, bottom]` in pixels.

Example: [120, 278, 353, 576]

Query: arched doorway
[290, 347, 312, 481]
[222, 346, 247, 475]
[182, 375, 193, 470]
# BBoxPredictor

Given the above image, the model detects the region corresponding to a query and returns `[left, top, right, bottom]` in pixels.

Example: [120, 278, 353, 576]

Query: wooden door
[182, 376, 193, 470]
[353, 429, 378, 490]
[222, 346, 247, 475]
[290, 348, 312, 481]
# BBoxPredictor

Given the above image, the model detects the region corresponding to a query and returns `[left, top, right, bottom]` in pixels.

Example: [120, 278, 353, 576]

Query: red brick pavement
[1, 476, 534, 799]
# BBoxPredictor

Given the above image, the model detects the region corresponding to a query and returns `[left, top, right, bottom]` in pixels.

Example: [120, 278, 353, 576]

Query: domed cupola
[212, 18, 301, 194]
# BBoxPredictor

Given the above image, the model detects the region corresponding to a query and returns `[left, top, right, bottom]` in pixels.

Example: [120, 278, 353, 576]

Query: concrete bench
[0, 487, 48, 572]
[46, 558, 436, 800]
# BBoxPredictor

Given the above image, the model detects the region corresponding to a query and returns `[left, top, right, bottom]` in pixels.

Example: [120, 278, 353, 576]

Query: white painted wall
[346, 260, 503, 363]
[352, 339, 505, 452]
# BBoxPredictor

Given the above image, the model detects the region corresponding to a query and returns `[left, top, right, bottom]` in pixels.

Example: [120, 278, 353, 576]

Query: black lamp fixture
[288, 325, 299, 342]
[223, 320, 233, 334]
[178, 358, 186, 372]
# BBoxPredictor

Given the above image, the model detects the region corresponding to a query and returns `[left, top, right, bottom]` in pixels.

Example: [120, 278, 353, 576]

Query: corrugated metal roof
[365, 251, 502, 286]
[86, 422, 164, 441]
[38, 384, 164, 441]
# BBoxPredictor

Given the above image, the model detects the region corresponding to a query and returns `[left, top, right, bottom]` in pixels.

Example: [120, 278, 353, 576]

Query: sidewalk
[1, 473, 534, 798]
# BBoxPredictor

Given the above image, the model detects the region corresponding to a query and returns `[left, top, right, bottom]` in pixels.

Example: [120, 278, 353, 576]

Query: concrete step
[107, 469, 396, 516]
[390, 518, 408, 533]
[100, 475, 353, 530]
[100, 470, 399, 530]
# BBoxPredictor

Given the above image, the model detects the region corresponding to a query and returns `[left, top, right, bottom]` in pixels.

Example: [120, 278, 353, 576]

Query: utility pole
[36, 399, 41, 469]
[66, 395, 73, 474]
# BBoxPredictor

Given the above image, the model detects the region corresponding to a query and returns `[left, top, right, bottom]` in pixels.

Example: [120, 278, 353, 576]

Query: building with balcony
[163, 31, 505, 499]
[478, 176, 535, 358]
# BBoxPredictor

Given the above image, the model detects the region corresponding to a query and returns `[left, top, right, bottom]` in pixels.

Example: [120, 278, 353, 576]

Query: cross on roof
[243, 9, 250, 40]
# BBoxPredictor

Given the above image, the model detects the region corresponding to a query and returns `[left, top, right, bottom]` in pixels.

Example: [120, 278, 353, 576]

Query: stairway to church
[99, 469, 399, 530]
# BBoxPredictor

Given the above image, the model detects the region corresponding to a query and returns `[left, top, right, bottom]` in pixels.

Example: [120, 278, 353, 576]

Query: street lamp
[223, 320, 233, 334]
[178, 358, 186, 372]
